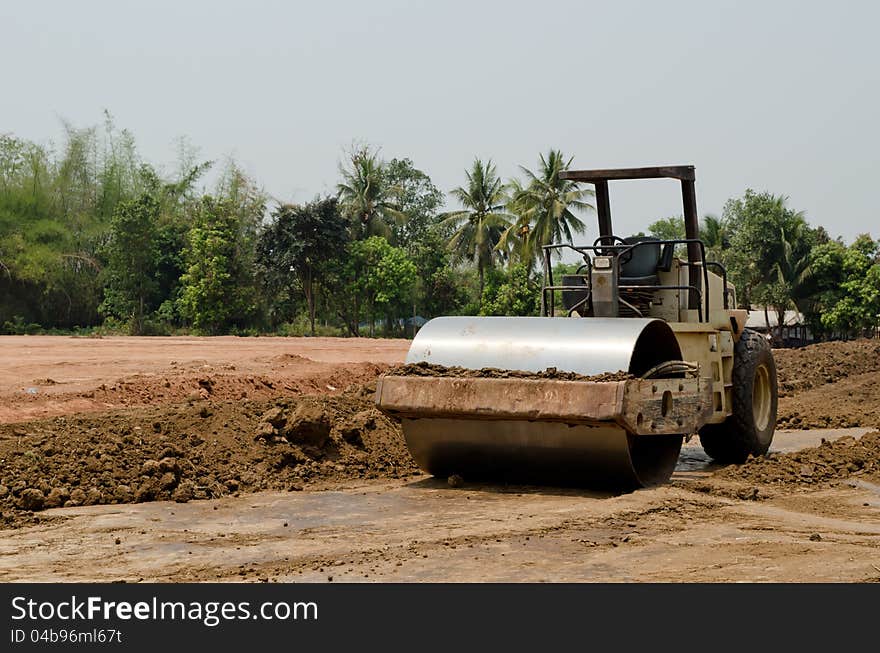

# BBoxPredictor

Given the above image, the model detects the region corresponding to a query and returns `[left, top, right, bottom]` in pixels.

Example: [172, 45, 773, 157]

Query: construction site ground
[1, 335, 879, 582]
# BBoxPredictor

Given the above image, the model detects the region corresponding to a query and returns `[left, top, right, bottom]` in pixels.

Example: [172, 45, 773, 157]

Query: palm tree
[336, 146, 403, 239]
[766, 215, 813, 341]
[442, 159, 512, 301]
[504, 150, 593, 266]
[500, 177, 534, 264]
[700, 213, 728, 261]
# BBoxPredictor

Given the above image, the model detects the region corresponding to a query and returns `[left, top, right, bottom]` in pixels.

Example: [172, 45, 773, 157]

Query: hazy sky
[2, 0, 878, 242]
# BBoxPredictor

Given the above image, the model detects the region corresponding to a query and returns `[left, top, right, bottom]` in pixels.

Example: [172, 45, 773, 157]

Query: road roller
[376, 166, 778, 489]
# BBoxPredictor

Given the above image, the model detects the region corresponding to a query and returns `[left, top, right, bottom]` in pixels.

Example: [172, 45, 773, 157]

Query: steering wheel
[592, 235, 634, 265]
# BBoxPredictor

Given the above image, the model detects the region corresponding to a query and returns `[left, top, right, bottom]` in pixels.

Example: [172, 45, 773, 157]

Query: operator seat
[619, 236, 673, 286]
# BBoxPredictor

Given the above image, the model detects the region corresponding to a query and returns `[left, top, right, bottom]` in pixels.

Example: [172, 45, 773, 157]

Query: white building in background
[746, 307, 812, 346]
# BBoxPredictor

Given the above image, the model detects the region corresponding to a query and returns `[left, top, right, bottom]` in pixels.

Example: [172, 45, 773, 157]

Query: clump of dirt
[386, 361, 632, 383]
[271, 353, 316, 364]
[0, 388, 417, 528]
[774, 339, 880, 397]
[720, 431, 880, 487]
[686, 479, 771, 502]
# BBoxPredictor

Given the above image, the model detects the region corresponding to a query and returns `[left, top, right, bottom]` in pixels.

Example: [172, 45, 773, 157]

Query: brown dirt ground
[0, 335, 879, 583]
[1, 335, 879, 529]
[774, 339, 880, 397]
[0, 335, 409, 423]
[684, 430, 880, 504]
[0, 382, 418, 528]
[774, 340, 880, 429]
[720, 431, 880, 488]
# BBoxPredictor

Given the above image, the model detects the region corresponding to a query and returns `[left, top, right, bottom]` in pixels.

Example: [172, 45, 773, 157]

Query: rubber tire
[699, 329, 778, 464]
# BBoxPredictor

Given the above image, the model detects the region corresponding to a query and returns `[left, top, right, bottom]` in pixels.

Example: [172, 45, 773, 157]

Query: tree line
[1, 116, 877, 339]
[645, 192, 880, 340]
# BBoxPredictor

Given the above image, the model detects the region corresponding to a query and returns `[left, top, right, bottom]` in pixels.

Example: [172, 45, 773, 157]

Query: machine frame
[375, 165, 778, 488]
[544, 166, 747, 424]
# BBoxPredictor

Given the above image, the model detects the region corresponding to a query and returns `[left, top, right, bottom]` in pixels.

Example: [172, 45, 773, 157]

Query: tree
[0, 117, 212, 332]
[443, 159, 512, 302]
[505, 150, 592, 265]
[817, 235, 880, 336]
[0, 121, 144, 329]
[384, 157, 445, 249]
[760, 216, 815, 341]
[803, 239, 846, 335]
[336, 145, 404, 239]
[479, 264, 540, 316]
[647, 214, 728, 259]
[723, 190, 815, 333]
[701, 214, 729, 261]
[648, 215, 685, 241]
[0, 135, 67, 327]
[257, 197, 349, 335]
[646, 216, 687, 257]
[347, 236, 417, 336]
[407, 237, 469, 318]
[381, 158, 463, 319]
[99, 172, 161, 334]
[177, 196, 255, 334]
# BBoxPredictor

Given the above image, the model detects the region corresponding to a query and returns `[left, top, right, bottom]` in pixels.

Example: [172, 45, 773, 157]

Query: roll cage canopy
[558, 165, 703, 307]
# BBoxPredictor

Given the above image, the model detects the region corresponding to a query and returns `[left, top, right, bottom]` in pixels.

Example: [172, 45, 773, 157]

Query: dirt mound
[774, 339, 880, 397]
[7, 362, 388, 425]
[271, 353, 316, 364]
[777, 373, 880, 429]
[770, 339, 880, 430]
[83, 362, 387, 406]
[387, 362, 632, 382]
[719, 431, 880, 487]
[0, 388, 417, 528]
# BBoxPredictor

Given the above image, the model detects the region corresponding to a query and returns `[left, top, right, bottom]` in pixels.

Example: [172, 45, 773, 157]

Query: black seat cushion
[621, 236, 661, 280]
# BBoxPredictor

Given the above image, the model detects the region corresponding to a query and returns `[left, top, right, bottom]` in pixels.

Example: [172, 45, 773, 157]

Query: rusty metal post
[595, 180, 612, 237]
[681, 178, 702, 311]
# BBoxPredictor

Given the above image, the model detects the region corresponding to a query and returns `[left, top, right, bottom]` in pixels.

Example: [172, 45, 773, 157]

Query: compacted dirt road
[1, 429, 879, 583]
[1, 335, 879, 582]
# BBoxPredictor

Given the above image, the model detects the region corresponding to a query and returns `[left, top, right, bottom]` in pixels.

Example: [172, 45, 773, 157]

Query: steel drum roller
[405, 316, 682, 376]
[390, 316, 687, 489]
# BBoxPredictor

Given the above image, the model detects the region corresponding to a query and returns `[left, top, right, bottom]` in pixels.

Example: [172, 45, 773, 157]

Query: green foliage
[406, 235, 469, 318]
[803, 239, 847, 335]
[177, 196, 257, 334]
[547, 262, 583, 313]
[336, 145, 404, 239]
[346, 236, 418, 336]
[723, 190, 816, 325]
[257, 197, 349, 334]
[479, 264, 540, 316]
[385, 157, 445, 248]
[0, 123, 129, 328]
[3, 117, 878, 342]
[505, 150, 592, 265]
[701, 214, 729, 260]
[99, 174, 161, 334]
[647, 216, 687, 257]
[443, 159, 512, 302]
[276, 317, 345, 338]
[816, 235, 880, 335]
[0, 116, 213, 330]
[648, 216, 686, 241]
[648, 215, 687, 258]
